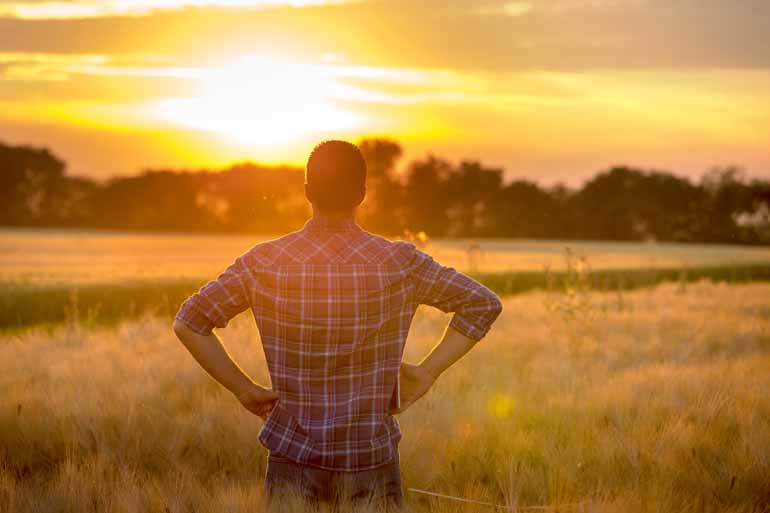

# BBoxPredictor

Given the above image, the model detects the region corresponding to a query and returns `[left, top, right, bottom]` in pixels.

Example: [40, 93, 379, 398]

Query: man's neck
[312, 208, 356, 222]
[306, 208, 360, 235]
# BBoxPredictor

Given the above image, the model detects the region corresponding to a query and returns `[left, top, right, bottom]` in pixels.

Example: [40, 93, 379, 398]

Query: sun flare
[152, 56, 361, 146]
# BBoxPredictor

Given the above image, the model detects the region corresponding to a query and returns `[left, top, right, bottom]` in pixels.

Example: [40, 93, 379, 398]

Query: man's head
[305, 140, 367, 213]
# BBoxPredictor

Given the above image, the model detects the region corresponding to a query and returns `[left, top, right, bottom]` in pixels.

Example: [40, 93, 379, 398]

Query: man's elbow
[488, 294, 503, 321]
[172, 318, 189, 339]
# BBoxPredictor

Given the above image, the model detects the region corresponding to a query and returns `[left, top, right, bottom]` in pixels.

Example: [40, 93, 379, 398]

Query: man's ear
[304, 182, 315, 203]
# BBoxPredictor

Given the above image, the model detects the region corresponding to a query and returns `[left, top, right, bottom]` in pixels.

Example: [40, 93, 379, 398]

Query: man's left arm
[172, 255, 276, 418]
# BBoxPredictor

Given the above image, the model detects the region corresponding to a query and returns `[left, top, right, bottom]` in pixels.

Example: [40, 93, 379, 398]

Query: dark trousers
[264, 452, 403, 510]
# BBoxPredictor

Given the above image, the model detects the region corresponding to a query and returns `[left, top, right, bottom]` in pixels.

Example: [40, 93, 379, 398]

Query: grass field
[3, 229, 770, 283]
[1, 281, 768, 512]
[2, 228, 770, 331]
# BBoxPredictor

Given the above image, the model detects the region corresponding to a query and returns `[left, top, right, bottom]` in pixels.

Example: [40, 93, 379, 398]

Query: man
[173, 140, 503, 509]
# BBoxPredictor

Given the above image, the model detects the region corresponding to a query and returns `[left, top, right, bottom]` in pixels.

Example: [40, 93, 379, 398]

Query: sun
[152, 56, 360, 146]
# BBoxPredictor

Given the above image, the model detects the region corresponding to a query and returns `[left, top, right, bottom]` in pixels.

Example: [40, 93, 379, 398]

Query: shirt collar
[304, 214, 362, 235]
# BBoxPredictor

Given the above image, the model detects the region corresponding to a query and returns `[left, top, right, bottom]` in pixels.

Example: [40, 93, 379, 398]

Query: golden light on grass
[486, 393, 515, 418]
[454, 417, 481, 439]
[3, 282, 769, 511]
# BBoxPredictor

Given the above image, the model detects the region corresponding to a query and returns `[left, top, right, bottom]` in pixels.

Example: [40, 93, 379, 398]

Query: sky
[1, 0, 769, 185]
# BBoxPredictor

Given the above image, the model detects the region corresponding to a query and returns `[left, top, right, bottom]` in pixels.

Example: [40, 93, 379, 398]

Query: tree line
[2, 138, 769, 244]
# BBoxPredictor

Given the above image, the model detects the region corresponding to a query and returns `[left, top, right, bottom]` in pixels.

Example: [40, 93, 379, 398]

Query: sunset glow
[151, 57, 361, 145]
[1, 0, 769, 181]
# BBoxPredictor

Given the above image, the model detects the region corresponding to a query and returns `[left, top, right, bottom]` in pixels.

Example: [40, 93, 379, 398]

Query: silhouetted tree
[2, 138, 769, 245]
[498, 180, 564, 239]
[403, 155, 452, 236]
[696, 167, 754, 243]
[571, 167, 702, 242]
[0, 142, 68, 226]
[444, 161, 503, 237]
[740, 179, 770, 243]
[213, 163, 307, 233]
[357, 138, 405, 235]
[50, 176, 100, 226]
[90, 171, 215, 231]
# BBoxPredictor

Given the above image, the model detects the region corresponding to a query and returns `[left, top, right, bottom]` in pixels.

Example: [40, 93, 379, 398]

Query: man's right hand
[391, 362, 438, 414]
[234, 383, 279, 419]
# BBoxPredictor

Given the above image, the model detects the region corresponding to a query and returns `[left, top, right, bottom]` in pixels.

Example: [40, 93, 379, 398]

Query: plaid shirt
[175, 215, 502, 471]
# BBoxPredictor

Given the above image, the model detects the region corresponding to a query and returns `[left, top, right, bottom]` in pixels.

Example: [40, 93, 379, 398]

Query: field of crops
[3, 229, 770, 284]
[2, 228, 770, 332]
[1, 281, 769, 512]
[1, 228, 769, 511]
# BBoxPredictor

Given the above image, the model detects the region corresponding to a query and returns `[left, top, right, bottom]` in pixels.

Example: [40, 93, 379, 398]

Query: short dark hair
[305, 140, 366, 211]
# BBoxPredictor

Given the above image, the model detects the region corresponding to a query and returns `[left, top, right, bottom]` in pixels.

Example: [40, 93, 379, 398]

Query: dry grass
[1, 281, 769, 512]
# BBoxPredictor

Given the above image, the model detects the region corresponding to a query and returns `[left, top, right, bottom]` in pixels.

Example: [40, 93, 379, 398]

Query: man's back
[176, 215, 502, 471]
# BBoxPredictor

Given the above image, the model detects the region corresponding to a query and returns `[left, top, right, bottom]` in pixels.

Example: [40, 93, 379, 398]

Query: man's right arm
[392, 324, 476, 413]
[394, 246, 503, 413]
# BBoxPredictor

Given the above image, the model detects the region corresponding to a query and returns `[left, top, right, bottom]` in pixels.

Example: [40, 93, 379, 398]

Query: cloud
[0, 52, 471, 116]
[472, 2, 533, 17]
[0, 0, 768, 71]
[0, 0, 353, 19]
[0, 52, 108, 78]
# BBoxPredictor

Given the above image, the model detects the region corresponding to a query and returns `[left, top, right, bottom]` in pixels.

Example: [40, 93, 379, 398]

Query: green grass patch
[0, 280, 200, 333]
[2, 263, 770, 332]
[471, 263, 770, 296]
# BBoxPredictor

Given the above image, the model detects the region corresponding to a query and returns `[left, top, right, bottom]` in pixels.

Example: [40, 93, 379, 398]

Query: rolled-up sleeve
[175, 256, 252, 335]
[410, 248, 503, 341]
